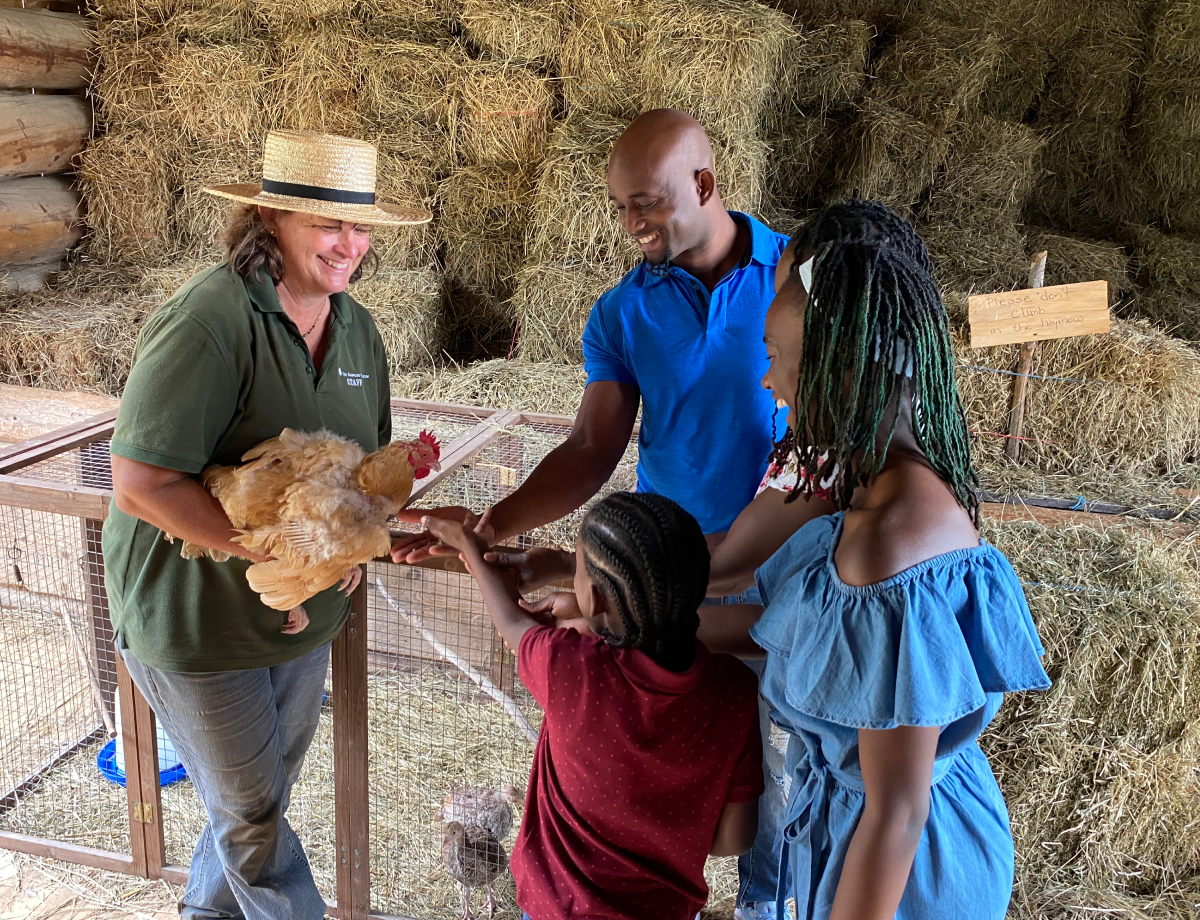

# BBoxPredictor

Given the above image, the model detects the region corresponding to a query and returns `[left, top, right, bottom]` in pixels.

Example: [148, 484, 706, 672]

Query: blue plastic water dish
[97, 738, 188, 788]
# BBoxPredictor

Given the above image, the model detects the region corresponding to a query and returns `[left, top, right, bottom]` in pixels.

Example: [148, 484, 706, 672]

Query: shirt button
[306, 366, 313, 375]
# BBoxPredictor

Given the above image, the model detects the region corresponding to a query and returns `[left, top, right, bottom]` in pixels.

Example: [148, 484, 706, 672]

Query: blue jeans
[119, 641, 330, 920]
[702, 588, 784, 917]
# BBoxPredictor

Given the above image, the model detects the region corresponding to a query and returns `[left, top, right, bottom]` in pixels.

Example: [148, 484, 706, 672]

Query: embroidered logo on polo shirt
[338, 367, 370, 388]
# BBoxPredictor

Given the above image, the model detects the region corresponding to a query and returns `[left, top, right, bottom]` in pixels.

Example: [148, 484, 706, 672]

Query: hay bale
[266, 25, 372, 137]
[560, 0, 647, 116]
[953, 316, 1200, 476]
[372, 152, 441, 273]
[1023, 229, 1132, 303]
[358, 39, 464, 168]
[1028, 0, 1159, 236]
[638, 0, 797, 140]
[764, 113, 832, 215]
[156, 41, 270, 142]
[872, 17, 1002, 127]
[513, 259, 628, 364]
[524, 112, 639, 269]
[923, 223, 1027, 295]
[1135, 0, 1200, 234]
[781, 20, 872, 113]
[90, 29, 169, 133]
[459, 0, 568, 68]
[833, 100, 950, 213]
[925, 117, 1044, 228]
[978, 38, 1053, 122]
[356, 268, 449, 372]
[250, 0, 456, 41]
[394, 358, 586, 414]
[919, 117, 1044, 293]
[77, 130, 175, 265]
[91, 0, 258, 43]
[0, 267, 164, 395]
[437, 165, 532, 297]
[981, 521, 1200, 914]
[171, 138, 263, 260]
[1130, 229, 1200, 341]
[451, 63, 555, 168]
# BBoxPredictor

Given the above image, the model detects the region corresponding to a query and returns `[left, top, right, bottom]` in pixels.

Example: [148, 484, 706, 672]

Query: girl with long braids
[424, 492, 764, 920]
[702, 200, 1050, 920]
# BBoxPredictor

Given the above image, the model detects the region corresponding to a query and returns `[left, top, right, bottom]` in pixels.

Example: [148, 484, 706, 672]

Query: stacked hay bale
[982, 520, 1200, 920]
[1135, 0, 1200, 236]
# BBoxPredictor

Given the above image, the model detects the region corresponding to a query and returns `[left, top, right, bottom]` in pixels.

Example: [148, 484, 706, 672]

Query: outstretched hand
[483, 546, 575, 592]
[390, 506, 497, 564]
[422, 515, 488, 561]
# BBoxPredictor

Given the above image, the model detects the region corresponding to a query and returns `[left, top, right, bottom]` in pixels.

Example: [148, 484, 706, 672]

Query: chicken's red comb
[419, 429, 441, 459]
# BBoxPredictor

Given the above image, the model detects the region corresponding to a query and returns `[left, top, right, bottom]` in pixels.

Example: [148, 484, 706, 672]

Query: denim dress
[750, 513, 1051, 920]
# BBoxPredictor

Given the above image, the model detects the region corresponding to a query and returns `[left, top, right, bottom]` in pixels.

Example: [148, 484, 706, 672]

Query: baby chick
[441, 821, 507, 920]
[438, 785, 518, 842]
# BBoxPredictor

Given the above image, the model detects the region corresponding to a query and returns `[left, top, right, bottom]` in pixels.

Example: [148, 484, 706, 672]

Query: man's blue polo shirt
[582, 212, 786, 533]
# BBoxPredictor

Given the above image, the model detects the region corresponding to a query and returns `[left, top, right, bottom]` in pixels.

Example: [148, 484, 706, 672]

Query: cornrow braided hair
[786, 201, 979, 525]
[578, 491, 709, 673]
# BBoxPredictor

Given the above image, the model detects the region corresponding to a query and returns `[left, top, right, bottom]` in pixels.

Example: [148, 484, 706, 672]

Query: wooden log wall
[0, 2, 91, 292]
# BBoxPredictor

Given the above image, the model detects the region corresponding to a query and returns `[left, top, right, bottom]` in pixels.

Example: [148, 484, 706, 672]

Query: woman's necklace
[299, 303, 326, 338]
[279, 280, 328, 340]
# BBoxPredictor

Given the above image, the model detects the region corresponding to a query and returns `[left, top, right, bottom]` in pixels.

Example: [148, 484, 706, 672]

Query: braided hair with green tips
[578, 491, 709, 673]
[784, 201, 979, 524]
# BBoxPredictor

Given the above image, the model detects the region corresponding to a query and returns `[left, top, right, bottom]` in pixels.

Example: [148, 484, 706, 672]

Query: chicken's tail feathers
[245, 560, 314, 611]
[245, 559, 344, 611]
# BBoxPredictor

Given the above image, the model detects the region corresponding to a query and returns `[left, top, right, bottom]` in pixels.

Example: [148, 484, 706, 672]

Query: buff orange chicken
[181, 428, 439, 610]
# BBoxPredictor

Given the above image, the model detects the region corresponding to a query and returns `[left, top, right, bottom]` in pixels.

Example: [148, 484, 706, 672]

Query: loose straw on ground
[374, 578, 538, 745]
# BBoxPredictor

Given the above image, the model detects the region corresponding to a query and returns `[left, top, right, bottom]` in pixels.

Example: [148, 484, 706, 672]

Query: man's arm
[392, 380, 638, 561]
[110, 454, 269, 562]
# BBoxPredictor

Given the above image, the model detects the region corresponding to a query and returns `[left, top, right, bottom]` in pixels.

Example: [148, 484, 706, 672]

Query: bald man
[395, 109, 797, 917]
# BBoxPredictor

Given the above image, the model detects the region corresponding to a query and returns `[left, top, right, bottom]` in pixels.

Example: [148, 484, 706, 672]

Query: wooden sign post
[968, 253, 1110, 461]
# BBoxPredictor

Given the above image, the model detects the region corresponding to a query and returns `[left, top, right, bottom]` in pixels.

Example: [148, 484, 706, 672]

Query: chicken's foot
[460, 882, 475, 920]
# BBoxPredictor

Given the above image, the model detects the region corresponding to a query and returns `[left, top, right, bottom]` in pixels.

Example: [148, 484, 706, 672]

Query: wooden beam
[130, 671, 164, 878]
[332, 575, 370, 920]
[115, 655, 149, 877]
[0, 92, 89, 178]
[83, 517, 117, 726]
[0, 408, 116, 473]
[390, 397, 495, 419]
[981, 498, 1192, 534]
[0, 7, 93, 89]
[0, 174, 83, 265]
[0, 474, 109, 518]
[407, 409, 521, 504]
[0, 830, 137, 873]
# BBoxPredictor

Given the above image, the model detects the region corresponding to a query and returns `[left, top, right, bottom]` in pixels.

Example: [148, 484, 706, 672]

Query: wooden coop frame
[0, 397, 590, 920]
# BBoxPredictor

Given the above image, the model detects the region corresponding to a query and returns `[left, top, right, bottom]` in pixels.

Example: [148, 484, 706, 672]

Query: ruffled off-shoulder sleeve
[752, 518, 1051, 730]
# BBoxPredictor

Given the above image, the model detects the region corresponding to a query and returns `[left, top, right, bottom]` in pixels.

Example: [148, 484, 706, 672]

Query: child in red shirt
[424, 491, 764, 920]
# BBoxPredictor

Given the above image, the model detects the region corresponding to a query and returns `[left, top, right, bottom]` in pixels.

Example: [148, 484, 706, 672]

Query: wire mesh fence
[0, 401, 658, 919]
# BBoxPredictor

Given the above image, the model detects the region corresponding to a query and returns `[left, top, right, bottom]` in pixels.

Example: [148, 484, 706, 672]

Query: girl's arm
[828, 725, 940, 920]
[710, 799, 759, 856]
[709, 488, 834, 597]
[697, 604, 765, 657]
[422, 516, 540, 650]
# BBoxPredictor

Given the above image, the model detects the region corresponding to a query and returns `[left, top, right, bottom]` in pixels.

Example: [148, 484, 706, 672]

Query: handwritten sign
[968, 280, 1109, 348]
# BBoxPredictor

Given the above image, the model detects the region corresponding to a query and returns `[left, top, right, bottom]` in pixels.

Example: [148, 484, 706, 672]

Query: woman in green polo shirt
[103, 131, 430, 920]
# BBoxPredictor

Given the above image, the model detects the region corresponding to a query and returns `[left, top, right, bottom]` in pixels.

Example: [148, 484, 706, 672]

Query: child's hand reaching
[521, 592, 593, 636]
[422, 515, 488, 562]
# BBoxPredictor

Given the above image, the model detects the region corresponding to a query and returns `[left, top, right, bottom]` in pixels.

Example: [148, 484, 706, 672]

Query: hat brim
[202, 183, 431, 227]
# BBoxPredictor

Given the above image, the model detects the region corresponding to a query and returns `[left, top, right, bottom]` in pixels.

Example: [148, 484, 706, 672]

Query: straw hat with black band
[203, 130, 431, 227]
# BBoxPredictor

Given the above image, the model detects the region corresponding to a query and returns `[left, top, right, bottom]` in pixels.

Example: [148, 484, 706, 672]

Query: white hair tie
[797, 255, 814, 294]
